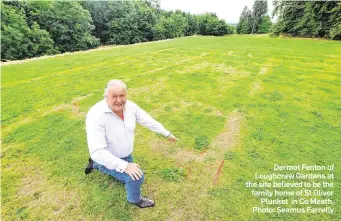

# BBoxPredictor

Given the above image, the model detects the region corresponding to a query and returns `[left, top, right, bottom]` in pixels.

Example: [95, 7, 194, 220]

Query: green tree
[272, 1, 306, 36]
[153, 12, 182, 39]
[295, 2, 336, 38]
[251, 0, 268, 34]
[38, 1, 100, 52]
[152, 10, 197, 40]
[81, 1, 112, 44]
[26, 22, 57, 57]
[136, 2, 158, 41]
[197, 13, 232, 36]
[1, 2, 55, 60]
[257, 15, 272, 33]
[236, 6, 252, 34]
[184, 13, 199, 36]
[329, 2, 341, 40]
[152, 16, 167, 40]
[85, 1, 156, 45]
[271, 1, 340, 39]
[169, 10, 187, 37]
[107, 1, 141, 45]
[82, 0, 158, 44]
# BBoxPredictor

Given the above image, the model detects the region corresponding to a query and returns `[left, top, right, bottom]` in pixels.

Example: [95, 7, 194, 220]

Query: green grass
[2, 35, 341, 220]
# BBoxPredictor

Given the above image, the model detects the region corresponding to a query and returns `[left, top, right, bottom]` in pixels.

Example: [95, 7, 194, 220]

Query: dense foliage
[236, 6, 252, 34]
[272, 1, 341, 40]
[237, 1, 270, 34]
[1, 0, 234, 61]
[1, 2, 56, 60]
[82, 1, 233, 45]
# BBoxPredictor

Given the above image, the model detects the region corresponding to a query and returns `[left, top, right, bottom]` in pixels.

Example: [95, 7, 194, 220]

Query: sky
[160, 0, 275, 24]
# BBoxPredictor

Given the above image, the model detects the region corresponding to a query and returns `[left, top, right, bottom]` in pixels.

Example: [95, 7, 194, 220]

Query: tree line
[1, 0, 234, 61]
[236, 0, 341, 40]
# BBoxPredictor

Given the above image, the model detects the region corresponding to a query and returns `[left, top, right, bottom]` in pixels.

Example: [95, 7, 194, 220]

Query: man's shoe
[136, 197, 155, 208]
[85, 158, 94, 175]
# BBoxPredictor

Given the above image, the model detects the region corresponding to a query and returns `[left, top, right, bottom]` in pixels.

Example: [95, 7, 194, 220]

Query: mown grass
[2, 35, 341, 220]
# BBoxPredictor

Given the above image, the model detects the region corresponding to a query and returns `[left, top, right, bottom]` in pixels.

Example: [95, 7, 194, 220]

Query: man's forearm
[136, 105, 170, 136]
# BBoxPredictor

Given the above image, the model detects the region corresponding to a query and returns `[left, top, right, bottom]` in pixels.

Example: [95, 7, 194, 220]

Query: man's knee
[126, 172, 144, 184]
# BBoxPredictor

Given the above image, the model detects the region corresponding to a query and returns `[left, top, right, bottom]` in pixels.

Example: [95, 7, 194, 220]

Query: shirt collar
[101, 99, 113, 113]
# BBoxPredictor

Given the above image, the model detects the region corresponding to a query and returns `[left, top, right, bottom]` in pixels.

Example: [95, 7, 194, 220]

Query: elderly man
[85, 79, 178, 208]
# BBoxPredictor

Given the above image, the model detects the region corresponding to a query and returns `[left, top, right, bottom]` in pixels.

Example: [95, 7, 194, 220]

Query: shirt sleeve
[135, 104, 170, 137]
[86, 111, 128, 172]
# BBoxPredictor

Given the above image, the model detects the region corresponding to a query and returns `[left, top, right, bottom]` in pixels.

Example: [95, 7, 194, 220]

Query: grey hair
[103, 79, 127, 97]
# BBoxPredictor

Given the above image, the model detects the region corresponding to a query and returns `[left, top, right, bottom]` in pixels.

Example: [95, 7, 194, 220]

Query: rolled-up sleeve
[135, 105, 170, 137]
[86, 111, 128, 172]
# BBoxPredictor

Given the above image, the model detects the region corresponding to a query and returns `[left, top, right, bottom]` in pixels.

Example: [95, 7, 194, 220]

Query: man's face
[106, 85, 127, 113]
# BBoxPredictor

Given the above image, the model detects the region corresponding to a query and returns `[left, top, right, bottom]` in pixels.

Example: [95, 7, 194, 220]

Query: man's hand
[124, 163, 143, 181]
[168, 133, 179, 143]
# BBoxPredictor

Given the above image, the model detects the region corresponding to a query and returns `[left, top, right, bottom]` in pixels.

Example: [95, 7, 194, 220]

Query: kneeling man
[85, 79, 178, 208]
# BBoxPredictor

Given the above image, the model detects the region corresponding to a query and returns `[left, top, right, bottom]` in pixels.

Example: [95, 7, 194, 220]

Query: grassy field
[1, 35, 341, 221]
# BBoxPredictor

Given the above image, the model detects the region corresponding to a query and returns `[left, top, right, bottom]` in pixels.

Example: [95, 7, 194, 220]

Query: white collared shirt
[86, 99, 170, 172]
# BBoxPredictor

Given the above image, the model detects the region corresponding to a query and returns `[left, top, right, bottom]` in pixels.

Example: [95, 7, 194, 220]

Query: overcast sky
[160, 0, 275, 24]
